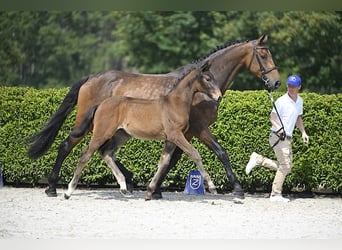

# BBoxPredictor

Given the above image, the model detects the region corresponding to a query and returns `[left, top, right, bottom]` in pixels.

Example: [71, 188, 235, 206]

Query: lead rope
[267, 91, 286, 151]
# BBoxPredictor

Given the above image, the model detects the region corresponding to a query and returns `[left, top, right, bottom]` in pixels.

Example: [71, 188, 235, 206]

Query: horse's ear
[258, 34, 268, 45]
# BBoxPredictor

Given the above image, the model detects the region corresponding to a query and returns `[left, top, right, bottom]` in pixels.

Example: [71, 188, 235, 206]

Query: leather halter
[248, 40, 278, 85]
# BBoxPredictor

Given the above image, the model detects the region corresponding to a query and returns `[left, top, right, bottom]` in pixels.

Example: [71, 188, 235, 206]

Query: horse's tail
[70, 104, 99, 138]
[27, 76, 89, 159]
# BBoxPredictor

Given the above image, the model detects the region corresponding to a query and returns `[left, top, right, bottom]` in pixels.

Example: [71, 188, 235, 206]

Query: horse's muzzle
[265, 78, 281, 91]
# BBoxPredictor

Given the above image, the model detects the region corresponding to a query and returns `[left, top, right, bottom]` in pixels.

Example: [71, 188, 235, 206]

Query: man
[245, 74, 309, 202]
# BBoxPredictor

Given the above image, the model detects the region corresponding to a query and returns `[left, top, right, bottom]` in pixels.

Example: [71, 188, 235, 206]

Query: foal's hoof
[119, 189, 132, 198]
[145, 192, 153, 201]
[233, 197, 244, 204]
[45, 187, 57, 197]
[208, 187, 218, 194]
[64, 193, 71, 200]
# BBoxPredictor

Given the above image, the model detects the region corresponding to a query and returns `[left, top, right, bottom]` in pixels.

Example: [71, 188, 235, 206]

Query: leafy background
[0, 11, 341, 93]
[1, 87, 341, 194]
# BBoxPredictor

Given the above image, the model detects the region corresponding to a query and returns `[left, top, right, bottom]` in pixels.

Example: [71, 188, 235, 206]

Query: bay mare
[27, 34, 281, 199]
[64, 62, 222, 200]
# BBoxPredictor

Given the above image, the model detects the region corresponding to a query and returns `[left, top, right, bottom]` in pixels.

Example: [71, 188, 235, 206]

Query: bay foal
[64, 62, 222, 200]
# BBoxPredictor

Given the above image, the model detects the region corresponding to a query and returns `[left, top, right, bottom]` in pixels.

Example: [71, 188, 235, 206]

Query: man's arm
[296, 115, 309, 143]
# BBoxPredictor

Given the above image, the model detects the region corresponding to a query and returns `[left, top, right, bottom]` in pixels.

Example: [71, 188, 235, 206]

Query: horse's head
[196, 61, 222, 102]
[246, 34, 281, 91]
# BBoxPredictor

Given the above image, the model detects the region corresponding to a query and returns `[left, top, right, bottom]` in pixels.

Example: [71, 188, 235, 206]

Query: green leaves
[1, 87, 341, 194]
[0, 11, 341, 93]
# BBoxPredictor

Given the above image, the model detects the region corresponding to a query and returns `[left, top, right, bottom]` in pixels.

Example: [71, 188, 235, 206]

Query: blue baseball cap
[287, 75, 301, 87]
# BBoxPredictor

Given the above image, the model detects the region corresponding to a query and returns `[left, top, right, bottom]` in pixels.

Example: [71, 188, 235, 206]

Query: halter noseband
[248, 40, 278, 85]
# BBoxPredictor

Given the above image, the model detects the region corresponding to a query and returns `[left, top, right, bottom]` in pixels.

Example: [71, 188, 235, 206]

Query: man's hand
[302, 131, 309, 144]
[279, 132, 286, 141]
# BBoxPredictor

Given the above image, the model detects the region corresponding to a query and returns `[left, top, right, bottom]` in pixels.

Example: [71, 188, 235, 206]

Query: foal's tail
[27, 76, 89, 159]
[70, 104, 99, 138]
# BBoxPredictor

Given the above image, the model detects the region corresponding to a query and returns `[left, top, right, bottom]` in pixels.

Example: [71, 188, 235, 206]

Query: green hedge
[1, 86, 341, 194]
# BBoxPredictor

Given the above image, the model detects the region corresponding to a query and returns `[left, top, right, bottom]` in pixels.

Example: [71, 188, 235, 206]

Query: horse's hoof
[127, 183, 134, 193]
[64, 193, 71, 200]
[152, 192, 163, 200]
[45, 187, 57, 197]
[233, 190, 245, 199]
[208, 187, 218, 194]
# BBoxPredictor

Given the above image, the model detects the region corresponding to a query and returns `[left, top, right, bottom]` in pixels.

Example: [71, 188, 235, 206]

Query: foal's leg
[64, 145, 95, 199]
[98, 130, 135, 193]
[152, 146, 183, 200]
[151, 132, 218, 199]
[145, 141, 177, 201]
[101, 152, 128, 196]
[64, 129, 111, 199]
[171, 134, 217, 194]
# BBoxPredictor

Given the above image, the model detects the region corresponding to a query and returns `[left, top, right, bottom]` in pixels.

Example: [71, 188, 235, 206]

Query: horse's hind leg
[45, 135, 83, 197]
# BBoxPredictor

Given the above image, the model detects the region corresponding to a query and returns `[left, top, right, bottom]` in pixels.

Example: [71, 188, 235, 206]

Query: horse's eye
[260, 54, 267, 60]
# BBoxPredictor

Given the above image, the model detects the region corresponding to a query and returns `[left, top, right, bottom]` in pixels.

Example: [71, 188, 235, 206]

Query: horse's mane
[172, 40, 250, 84]
[165, 39, 251, 93]
[171, 39, 249, 76]
[191, 39, 248, 65]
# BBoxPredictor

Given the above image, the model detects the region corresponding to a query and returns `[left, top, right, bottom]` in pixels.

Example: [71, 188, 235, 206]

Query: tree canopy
[0, 11, 341, 93]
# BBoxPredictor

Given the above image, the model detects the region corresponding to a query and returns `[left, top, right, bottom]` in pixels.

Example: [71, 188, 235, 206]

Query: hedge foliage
[1, 86, 341, 194]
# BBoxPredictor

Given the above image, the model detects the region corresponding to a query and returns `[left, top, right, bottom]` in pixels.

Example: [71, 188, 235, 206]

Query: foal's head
[195, 61, 222, 102]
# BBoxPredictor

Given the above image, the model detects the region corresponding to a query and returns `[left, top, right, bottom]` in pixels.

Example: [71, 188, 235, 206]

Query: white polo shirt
[271, 93, 303, 136]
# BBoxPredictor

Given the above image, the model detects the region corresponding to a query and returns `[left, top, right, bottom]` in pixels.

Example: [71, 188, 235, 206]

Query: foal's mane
[173, 62, 204, 88]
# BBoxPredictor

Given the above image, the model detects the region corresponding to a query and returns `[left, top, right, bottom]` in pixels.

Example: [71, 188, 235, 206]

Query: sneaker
[269, 194, 290, 202]
[245, 152, 259, 174]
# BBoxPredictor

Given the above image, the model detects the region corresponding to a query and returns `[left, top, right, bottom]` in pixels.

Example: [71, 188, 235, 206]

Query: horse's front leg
[146, 141, 176, 201]
[195, 127, 244, 198]
[190, 99, 244, 198]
